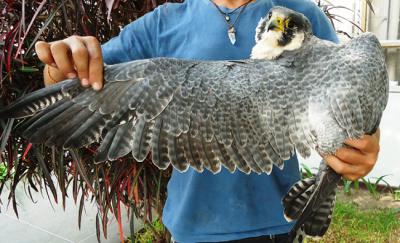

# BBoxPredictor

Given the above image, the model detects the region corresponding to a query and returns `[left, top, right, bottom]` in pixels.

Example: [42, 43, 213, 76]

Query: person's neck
[212, 0, 254, 9]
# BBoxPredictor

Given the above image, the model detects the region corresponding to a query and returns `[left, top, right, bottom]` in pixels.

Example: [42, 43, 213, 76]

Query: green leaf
[354, 180, 360, 191]
[0, 163, 7, 181]
[18, 66, 39, 73]
[343, 179, 352, 194]
[394, 190, 400, 201]
[300, 163, 314, 178]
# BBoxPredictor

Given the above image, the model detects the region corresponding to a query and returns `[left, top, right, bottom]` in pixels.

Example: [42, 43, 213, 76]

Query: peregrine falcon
[0, 6, 389, 242]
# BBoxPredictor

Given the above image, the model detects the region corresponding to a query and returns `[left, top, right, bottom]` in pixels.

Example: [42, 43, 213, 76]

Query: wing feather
[224, 143, 251, 174]
[107, 117, 136, 160]
[29, 103, 86, 144]
[211, 138, 236, 173]
[151, 118, 170, 169]
[64, 111, 108, 148]
[1, 34, 389, 174]
[181, 131, 204, 172]
[131, 117, 153, 162]
[22, 99, 71, 138]
[168, 132, 189, 172]
[95, 126, 118, 162]
[199, 135, 221, 173]
[213, 104, 233, 146]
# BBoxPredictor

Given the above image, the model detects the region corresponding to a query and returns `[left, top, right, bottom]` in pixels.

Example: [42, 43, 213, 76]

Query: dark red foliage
[0, 1, 181, 242]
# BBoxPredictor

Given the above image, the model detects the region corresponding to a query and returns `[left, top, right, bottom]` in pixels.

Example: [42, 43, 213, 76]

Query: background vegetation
[307, 201, 400, 243]
[0, 1, 182, 242]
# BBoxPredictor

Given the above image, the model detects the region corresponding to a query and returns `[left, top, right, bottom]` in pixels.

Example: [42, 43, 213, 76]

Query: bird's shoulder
[344, 32, 383, 59]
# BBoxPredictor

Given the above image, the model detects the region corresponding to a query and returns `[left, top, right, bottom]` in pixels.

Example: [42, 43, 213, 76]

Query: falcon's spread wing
[0, 33, 388, 175]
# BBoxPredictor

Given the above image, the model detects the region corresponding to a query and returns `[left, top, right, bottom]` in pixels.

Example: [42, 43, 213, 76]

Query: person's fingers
[35, 41, 56, 66]
[65, 36, 90, 86]
[324, 155, 359, 176]
[334, 147, 365, 165]
[82, 36, 103, 90]
[44, 65, 67, 86]
[36, 36, 103, 90]
[344, 134, 379, 154]
[50, 41, 77, 79]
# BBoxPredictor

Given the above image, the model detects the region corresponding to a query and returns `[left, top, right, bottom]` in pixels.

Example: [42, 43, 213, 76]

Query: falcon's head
[251, 7, 312, 60]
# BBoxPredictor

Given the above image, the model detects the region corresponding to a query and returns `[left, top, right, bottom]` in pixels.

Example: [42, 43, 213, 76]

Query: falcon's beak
[267, 16, 285, 32]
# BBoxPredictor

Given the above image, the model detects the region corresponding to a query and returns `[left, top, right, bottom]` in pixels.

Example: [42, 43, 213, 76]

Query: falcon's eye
[286, 19, 295, 29]
[268, 12, 273, 19]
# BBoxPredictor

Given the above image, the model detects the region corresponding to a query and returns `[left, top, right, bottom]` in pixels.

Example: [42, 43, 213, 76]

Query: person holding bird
[31, 0, 381, 242]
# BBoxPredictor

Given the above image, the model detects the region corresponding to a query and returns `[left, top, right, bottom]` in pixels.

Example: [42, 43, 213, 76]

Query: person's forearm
[43, 64, 68, 86]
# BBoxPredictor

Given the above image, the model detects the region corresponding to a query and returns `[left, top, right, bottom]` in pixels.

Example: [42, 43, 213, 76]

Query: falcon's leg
[282, 162, 341, 243]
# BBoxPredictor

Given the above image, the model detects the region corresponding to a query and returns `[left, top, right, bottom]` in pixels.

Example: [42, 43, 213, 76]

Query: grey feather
[200, 135, 221, 173]
[211, 138, 236, 173]
[107, 118, 136, 160]
[224, 143, 251, 174]
[151, 118, 170, 169]
[131, 117, 153, 162]
[95, 126, 118, 162]
[168, 133, 189, 172]
[0, 79, 77, 118]
[22, 99, 71, 138]
[64, 111, 108, 148]
[29, 103, 86, 144]
[181, 131, 203, 172]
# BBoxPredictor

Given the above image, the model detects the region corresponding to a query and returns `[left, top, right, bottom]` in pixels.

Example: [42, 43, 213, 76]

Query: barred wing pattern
[0, 33, 388, 175]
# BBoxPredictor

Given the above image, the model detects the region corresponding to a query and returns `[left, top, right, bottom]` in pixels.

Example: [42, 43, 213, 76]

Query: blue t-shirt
[102, 0, 338, 242]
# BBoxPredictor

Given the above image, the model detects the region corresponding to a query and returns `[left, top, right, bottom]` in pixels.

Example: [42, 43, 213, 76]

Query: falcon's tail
[282, 177, 316, 222]
[0, 79, 79, 119]
[282, 164, 341, 242]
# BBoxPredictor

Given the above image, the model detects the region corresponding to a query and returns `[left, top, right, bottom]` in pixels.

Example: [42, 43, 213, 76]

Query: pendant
[228, 26, 236, 45]
[225, 15, 230, 21]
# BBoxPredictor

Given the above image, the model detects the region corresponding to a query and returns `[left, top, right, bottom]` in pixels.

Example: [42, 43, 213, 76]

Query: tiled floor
[0, 183, 138, 243]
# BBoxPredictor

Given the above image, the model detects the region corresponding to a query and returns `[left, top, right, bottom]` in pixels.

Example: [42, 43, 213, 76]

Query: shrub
[0, 1, 180, 241]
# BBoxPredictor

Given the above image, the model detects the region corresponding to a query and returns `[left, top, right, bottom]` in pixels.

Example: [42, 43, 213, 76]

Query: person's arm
[302, 3, 380, 180]
[101, 8, 160, 65]
[35, 7, 161, 90]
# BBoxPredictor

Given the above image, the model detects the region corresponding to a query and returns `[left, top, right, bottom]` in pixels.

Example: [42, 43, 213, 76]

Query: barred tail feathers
[282, 177, 316, 222]
[283, 166, 341, 242]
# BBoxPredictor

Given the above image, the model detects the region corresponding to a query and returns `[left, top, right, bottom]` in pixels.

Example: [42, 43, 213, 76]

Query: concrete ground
[0, 183, 135, 243]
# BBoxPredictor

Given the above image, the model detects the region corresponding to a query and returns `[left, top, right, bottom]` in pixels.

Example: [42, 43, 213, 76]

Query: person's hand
[35, 35, 104, 90]
[324, 128, 380, 181]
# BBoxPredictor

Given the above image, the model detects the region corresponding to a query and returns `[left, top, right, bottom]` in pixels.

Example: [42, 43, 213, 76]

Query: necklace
[209, 0, 254, 45]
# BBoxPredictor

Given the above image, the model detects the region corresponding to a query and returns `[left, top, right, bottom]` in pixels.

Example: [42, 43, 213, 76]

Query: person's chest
[157, 0, 273, 60]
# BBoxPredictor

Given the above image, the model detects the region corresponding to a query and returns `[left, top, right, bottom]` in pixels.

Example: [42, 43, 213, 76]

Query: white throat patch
[251, 18, 305, 60]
